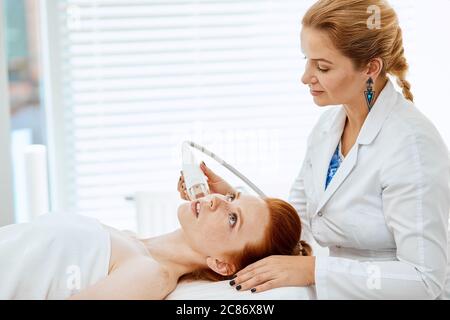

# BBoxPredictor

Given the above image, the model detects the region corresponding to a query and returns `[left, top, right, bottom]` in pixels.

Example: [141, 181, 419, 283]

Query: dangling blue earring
[364, 77, 375, 111]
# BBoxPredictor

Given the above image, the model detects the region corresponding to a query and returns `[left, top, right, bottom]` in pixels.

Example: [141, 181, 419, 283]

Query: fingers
[230, 269, 272, 291]
[233, 264, 269, 284]
[235, 258, 266, 277]
[177, 172, 189, 200]
[250, 280, 278, 293]
[229, 256, 276, 292]
[200, 161, 220, 181]
[230, 270, 276, 292]
[177, 173, 184, 189]
[177, 173, 184, 192]
[179, 190, 189, 201]
[229, 256, 306, 293]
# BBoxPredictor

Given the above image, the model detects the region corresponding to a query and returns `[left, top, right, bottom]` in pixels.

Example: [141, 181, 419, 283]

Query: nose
[301, 72, 318, 86]
[203, 195, 224, 212]
[301, 62, 318, 86]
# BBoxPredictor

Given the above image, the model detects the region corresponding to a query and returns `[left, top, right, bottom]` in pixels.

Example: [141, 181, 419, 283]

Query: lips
[190, 201, 200, 218]
[310, 90, 324, 96]
[309, 87, 324, 92]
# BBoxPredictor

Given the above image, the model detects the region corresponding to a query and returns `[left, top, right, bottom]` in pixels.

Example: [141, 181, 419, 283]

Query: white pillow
[166, 279, 316, 300]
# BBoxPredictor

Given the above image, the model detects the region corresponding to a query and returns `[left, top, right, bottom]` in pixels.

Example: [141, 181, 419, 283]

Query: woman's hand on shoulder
[230, 255, 316, 293]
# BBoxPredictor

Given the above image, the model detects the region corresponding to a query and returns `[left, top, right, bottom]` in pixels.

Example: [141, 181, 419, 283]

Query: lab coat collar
[356, 78, 398, 145]
[310, 78, 399, 215]
[317, 78, 398, 142]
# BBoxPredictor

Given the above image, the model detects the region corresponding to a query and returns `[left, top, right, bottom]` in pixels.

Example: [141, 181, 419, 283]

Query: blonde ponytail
[396, 77, 413, 102]
[389, 27, 414, 102]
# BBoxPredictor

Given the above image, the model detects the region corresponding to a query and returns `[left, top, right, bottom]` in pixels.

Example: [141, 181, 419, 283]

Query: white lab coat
[289, 79, 450, 299]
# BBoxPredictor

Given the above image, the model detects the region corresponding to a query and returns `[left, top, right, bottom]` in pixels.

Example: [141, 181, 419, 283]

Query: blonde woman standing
[181, 0, 450, 299]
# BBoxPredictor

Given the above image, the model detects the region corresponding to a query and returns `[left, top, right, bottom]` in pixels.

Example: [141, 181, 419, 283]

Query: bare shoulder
[103, 224, 153, 274]
[122, 257, 177, 299]
[69, 256, 177, 300]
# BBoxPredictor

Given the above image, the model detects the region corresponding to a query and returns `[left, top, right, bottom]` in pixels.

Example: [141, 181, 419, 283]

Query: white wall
[0, 3, 15, 226]
[402, 0, 450, 149]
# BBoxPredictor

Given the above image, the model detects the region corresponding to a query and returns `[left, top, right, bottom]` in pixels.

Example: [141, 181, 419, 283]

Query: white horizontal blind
[42, 0, 417, 230]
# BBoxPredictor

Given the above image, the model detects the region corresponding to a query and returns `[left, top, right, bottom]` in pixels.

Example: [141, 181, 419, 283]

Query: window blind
[41, 0, 417, 230]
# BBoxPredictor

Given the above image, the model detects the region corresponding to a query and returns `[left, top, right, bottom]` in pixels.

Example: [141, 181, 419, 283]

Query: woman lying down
[0, 192, 311, 299]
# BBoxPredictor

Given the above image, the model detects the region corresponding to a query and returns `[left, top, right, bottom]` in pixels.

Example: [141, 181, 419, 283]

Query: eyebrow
[302, 53, 333, 65]
[311, 58, 333, 64]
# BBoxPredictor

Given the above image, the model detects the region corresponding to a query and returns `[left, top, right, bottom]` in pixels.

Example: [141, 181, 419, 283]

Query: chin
[313, 98, 329, 107]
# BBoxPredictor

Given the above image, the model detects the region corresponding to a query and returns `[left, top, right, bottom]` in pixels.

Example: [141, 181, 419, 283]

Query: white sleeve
[314, 132, 450, 299]
[288, 156, 315, 245]
[288, 109, 333, 251]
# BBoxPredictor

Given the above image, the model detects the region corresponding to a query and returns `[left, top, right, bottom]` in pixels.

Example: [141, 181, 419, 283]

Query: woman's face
[300, 27, 369, 107]
[177, 192, 270, 260]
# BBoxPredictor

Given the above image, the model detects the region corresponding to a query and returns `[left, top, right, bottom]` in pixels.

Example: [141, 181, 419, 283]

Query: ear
[365, 57, 384, 80]
[206, 257, 237, 276]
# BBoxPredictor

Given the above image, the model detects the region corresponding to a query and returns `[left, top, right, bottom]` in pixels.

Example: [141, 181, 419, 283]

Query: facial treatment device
[182, 142, 210, 200]
[181, 141, 266, 200]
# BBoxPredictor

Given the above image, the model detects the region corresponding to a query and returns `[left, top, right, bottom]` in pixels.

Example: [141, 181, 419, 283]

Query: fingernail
[229, 280, 235, 286]
[251, 288, 256, 293]
[231, 274, 237, 279]
[236, 285, 241, 291]
[201, 161, 206, 167]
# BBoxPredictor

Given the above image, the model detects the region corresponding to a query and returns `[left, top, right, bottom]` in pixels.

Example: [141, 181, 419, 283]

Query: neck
[139, 229, 207, 280]
[343, 77, 388, 134]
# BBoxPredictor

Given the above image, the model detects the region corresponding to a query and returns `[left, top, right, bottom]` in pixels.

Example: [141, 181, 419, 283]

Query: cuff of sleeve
[314, 256, 329, 300]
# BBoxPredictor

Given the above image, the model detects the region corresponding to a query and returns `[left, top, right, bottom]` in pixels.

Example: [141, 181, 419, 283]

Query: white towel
[0, 213, 111, 299]
[167, 279, 316, 300]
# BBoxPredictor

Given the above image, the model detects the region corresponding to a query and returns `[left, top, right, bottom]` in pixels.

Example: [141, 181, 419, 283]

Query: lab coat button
[317, 211, 323, 217]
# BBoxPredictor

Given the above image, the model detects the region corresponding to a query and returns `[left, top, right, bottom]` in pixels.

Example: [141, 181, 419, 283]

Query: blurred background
[1, 0, 449, 235]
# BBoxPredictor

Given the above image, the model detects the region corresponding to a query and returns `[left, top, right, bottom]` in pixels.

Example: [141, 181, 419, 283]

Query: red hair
[182, 197, 311, 282]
